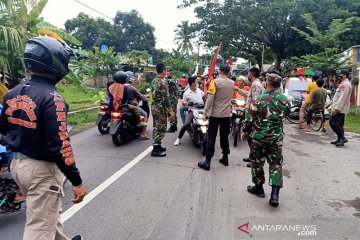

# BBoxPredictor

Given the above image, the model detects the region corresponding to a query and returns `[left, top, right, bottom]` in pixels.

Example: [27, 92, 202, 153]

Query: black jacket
[0, 76, 82, 186]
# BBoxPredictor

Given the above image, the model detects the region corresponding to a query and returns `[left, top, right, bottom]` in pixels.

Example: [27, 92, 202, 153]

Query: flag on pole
[202, 66, 209, 77]
[204, 42, 222, 93]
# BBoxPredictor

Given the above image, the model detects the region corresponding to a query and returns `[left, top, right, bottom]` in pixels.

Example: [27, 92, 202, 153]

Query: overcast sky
[40, 0, 199, 51]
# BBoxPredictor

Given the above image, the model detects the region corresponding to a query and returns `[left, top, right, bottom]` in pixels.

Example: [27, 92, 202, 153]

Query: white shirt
[183, 88, 204, 104]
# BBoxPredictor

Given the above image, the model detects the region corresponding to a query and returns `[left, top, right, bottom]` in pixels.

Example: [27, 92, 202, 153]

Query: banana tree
[0, 0, 82, 87]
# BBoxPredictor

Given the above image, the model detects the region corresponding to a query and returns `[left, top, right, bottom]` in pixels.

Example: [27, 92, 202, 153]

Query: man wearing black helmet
[0, 36, 86, 240]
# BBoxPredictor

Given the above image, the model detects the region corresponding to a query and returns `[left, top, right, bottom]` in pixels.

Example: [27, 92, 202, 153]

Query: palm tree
[174, 21, 194, 56]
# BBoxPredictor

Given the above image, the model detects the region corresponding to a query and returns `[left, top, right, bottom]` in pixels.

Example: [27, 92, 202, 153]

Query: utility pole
[261, 44, 265, 71]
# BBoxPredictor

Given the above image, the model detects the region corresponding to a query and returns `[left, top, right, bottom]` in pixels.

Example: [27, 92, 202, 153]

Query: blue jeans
[180, 106, 189, 124]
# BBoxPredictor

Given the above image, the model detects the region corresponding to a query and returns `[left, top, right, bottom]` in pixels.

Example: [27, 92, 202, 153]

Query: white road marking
[61, 146, 153, 223]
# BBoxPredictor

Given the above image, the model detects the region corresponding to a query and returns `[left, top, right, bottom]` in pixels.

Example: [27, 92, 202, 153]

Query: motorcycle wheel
[112, 128, 126, 146]
[201, 134, 207, 156]
[98, 116, 110, 134]
[234, 124, 240, 147]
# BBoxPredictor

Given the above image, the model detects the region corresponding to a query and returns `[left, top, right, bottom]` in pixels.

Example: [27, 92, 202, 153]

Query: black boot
[151, 145, 166, 157]
[336, 138, 346, 147]
[198, 158, 211, 171]
[247, 184, 265, 198]
[331, 138, 339, 145]
[219, 155, 229, 166]
[246, 163, 252, 168]
[269, 186, 280, 207]
[243, 157, 251, 162]
[159, 145, 166, 151]
[167, 125, 177, 132]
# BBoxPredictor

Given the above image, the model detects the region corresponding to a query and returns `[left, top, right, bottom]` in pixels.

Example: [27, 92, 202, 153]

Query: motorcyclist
[0, 36, 85, 240]
[109, 71, 148, 138]
[125, 72, 150, 139]
[174, 76, 205, 146]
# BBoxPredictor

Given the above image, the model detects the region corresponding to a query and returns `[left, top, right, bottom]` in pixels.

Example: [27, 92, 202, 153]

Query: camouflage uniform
[243, 89, 290, 188]
[246, 79, 265, 160]
[166, 77, 181, 127]
[151, 77, 171, 145]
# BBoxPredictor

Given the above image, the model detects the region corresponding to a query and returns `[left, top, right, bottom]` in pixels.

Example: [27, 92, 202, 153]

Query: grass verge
[68, 109, 98, 127]
[345, 112, 360, 134]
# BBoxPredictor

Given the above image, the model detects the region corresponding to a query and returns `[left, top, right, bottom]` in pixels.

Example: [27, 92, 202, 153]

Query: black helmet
[113, 71, 127, 84]
[24, 36, 75, 83]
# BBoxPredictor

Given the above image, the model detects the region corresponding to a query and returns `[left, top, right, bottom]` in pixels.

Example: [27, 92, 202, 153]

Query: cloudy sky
[40, 0, 199, 51]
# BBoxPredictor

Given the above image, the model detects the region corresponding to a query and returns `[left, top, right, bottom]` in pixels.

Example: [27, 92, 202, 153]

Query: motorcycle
[231, 99, 246, 147]
[186, 103, 209, 156]
[96, 102, 111, 134]
[110, 104, 144, 146]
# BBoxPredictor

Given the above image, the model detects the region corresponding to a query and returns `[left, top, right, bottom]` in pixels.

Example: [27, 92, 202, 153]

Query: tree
[65, 13, 115, 50]
[291, 14, 355, 75]
[152, 49, 172, 65]
[174, 21, 195, 55]
[164, 51, 196, 76]
[1, 0, 81, 87]
[179, 0, 360, 70]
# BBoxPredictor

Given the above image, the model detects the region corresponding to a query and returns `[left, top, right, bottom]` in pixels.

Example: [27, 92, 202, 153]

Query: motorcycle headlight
[200, 125, 208, 133]
[235, 99, 246, 107]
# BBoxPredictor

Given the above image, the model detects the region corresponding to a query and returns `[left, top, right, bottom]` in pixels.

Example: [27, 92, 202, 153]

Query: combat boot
[247, 184, 265, 198]
[159, 146, 166, 151]
[336, 138, 347, 147]
[269, 186, 280, 207]
[198, 158, 211, 171]
[167, 125, 177, 132]
[219, 154, 229, 166]
[243, 157, 251, 162]
[151, 145, 166, 157]
[330, 138, 339, 145]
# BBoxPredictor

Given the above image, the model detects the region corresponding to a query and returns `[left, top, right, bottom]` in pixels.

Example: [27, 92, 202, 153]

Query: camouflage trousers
[152, 110, 167, 145]
[168, 101, 178, 127]
[251, 140, 283, 188]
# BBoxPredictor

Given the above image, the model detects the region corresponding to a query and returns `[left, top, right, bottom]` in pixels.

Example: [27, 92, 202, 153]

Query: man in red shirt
[179, 74, 188, 88]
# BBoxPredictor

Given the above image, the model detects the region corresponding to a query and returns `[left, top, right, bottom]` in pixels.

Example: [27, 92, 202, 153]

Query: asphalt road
[1, 118, 359, 240]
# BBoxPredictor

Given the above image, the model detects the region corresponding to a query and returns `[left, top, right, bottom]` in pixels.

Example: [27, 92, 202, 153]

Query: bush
[138, 82, 151, 94]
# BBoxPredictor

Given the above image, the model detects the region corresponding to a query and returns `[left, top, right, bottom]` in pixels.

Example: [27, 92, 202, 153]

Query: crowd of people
[0, 35, 353, 239]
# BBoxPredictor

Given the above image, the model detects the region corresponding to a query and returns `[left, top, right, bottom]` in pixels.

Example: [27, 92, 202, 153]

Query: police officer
[0, 36, 86, 240]
[327, 69, 352, 147]
[198, 64, 234, 171]
[241, 74, 290, 207]
[165, 68, 181, 132]
[242, 67, 265, 167]
[151, 63, 174, 157]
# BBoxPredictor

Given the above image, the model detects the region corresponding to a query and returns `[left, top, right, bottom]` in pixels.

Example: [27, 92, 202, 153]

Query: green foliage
[180, 0, 360, 70]
[164, 51, 196, 76]
[345, 108, 360, 133]
[152, 49, 172, 64]
[68, 46, 119, 87]
[92, 91, 106, 104]
[126, 50, 149, 66]
[67, 110, 98, 126]
[291, 14, 355, 75]
[65, 10, 156, 54]
[57, 84, 99, 110]
[137, 82, 151, 94]
[174, 21, 195, 55]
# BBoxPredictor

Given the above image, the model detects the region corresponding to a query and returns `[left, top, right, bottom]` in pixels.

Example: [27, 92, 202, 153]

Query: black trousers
[206, 117, 230, 159]
[329, 113, 345, 139]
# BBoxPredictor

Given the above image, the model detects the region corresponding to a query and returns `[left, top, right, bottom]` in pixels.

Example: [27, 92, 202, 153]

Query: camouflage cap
[266, 73, 282, 83]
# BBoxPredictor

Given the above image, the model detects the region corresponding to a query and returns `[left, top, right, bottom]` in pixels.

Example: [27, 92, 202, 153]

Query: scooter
[186, 103, 209, 156]
[231, 99, 246, 147]
[96, 102, 111, 134]
[109, 104, 144, 146]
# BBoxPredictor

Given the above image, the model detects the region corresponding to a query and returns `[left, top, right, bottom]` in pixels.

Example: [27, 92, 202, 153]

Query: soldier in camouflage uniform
[151, 63, 174, 157]
[241, 73, 290, 207]
[165, 68, 182, 132]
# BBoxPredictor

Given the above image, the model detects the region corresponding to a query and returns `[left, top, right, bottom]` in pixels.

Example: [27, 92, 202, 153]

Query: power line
[73, 0, 114, 21]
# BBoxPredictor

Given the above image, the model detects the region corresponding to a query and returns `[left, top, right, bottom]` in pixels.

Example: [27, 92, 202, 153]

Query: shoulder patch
[207, 80, 216, 95]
